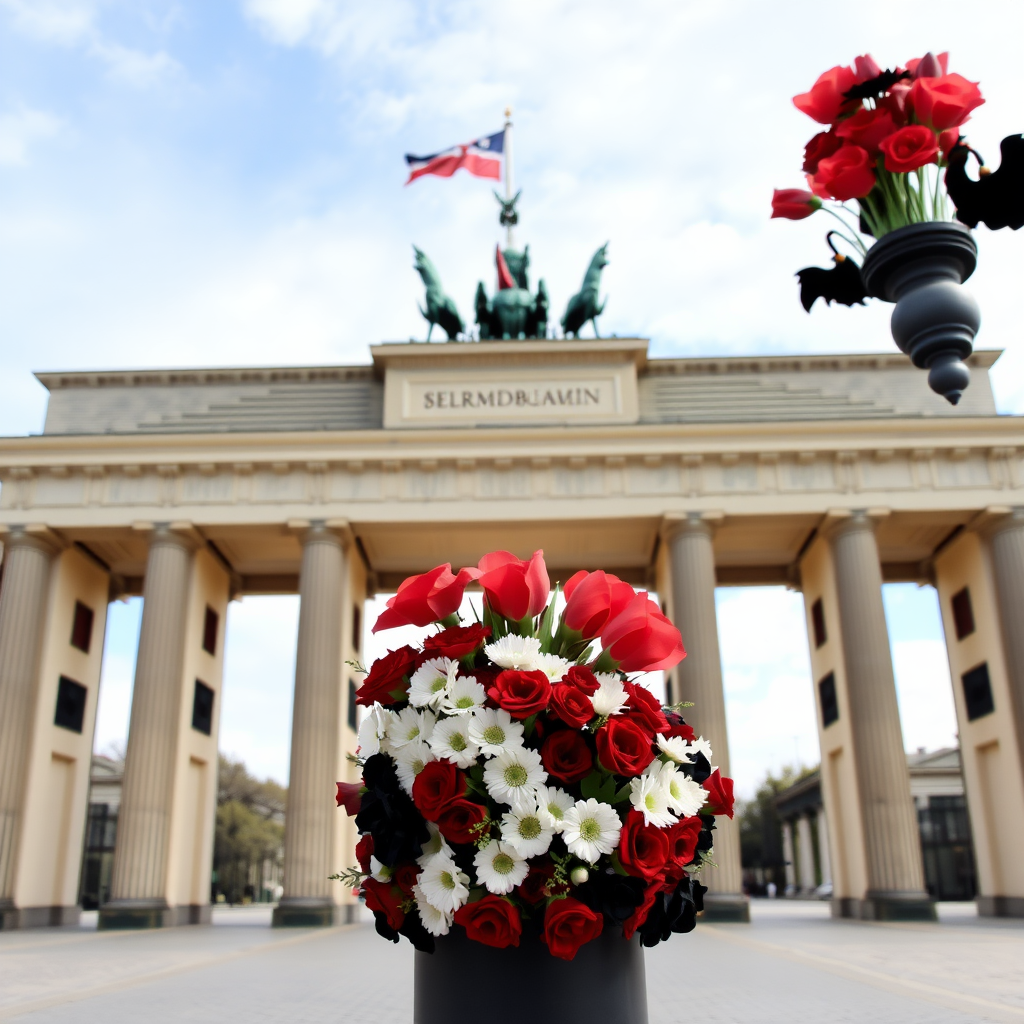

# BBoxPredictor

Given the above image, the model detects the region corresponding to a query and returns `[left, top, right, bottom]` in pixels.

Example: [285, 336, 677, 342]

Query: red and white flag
[404, 130, 504, 185]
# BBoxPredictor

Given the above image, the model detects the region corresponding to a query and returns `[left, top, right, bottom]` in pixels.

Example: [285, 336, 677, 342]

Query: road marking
[0, 925, 355, 1020]
[703, 925, 1024, 1022]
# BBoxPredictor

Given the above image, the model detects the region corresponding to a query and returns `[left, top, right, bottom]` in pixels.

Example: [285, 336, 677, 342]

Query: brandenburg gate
[2, 338, 1023, 928]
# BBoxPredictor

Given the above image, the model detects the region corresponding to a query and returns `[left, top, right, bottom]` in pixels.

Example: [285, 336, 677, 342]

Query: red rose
[624, 682, 669, 735]
[372, 563, 475, 632]
[601, 593, 685, 673]
[422, 623, 491, 660]
[835, 106, 899, 154]
[879, 125, 939, 173]
[472, 549, 550, 621]
[362, 878, 405, 931]
[542, 897, 603, 961]
[436, 798, 488, 844]
[393, 862, 420, 896]
[549, 683, 594, 728]
[356, 645, 418, 707]
[336, 780, 362, 816]
[355, 834, 374, 875]
[541, 729, 593, 784]
[454, 894, 522, 949]
[802, 130, 843, 174]
[623, 882, 660, 940]
[411, 760, 466, 822]
[562, 570, 637, 639]
[909, 72, 983, 131]
[811, 145, 876, 201]
[596, 717, 656, 776]
[770, 188, 822, 220]
[703, 769, 735, 819]
[664, 817, 702, 875]
[662, 713, 694, 742]
[564, 665, 600, 696]
[792, 64, 859, 124]
[517, 861, 555, 905]
[487, 669, 552, 719]
[618, 810, 670, 882]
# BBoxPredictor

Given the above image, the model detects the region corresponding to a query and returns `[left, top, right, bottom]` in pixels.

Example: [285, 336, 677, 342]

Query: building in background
[774, 748, 976, 902]
[79, 755, 122, 909]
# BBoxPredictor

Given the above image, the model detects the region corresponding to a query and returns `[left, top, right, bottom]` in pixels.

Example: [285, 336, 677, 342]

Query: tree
[213, 756, 286, 904]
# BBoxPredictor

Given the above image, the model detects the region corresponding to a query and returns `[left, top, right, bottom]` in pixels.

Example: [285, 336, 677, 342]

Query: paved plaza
[1, 901, 1023, 1023]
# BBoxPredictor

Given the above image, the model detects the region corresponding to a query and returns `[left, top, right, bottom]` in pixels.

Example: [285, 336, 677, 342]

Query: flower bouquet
[771, 51, 1023, 404]
[335, 550, 733, 1021]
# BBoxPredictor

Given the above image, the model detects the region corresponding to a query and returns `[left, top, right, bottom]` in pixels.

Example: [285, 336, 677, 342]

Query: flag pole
[503, 106, 514, 250]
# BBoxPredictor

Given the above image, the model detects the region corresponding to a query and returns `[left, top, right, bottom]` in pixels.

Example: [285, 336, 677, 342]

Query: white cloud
[0, 107, 61, 166]
[0, 0, 96, 44]
[892, 639, 959, 754]
[92, 39, 181, 86]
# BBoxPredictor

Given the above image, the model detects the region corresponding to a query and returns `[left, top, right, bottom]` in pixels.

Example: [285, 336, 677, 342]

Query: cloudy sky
[4, 0, 1017, 796]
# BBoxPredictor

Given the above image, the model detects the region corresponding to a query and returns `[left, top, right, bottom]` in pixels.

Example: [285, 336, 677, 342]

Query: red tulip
[600, 592, 685, 673]
[562, 570, 637, 638]
[909, 73, 984, 131]
[372, 563, 475, 632]
[810, 145, 876, 201]
[793, 65, 859, 124]
[853, 53, 882, 82]
[770, 189, 821, 220]
[473, 549, 550, 622]
[906, 51, 948, 79]
[336, 780, 362, 816]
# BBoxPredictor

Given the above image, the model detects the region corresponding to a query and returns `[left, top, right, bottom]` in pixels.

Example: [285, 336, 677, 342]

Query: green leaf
[613, 782, 633, 805]
[592, 647, 619, 673]
[610, 851, 630, 877]
[537, 584, 560, 654]
[469, 764, 485, 783]
[580, 770, 616, 802]
[522, 713, 538, 739]
[517, 613, 536, 637]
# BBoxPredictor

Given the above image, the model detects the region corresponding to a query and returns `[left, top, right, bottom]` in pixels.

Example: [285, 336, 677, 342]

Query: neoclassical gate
[2, 338, 1023, 928]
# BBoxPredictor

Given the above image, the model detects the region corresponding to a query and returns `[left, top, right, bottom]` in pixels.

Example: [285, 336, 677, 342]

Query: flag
[495, 245, 515, 290]
[405, 131, 504, 185]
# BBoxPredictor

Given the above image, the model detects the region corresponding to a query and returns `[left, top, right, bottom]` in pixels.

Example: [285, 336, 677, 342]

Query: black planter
[414, 927, 648, 1024]
[860, 221, 980, 406]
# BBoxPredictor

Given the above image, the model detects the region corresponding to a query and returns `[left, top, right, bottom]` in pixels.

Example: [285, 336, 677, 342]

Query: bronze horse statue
[561, 243, 608, 338]
[413, 246, 464, 341]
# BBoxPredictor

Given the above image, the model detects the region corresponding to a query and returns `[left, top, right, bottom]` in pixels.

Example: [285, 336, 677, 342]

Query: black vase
[860, 221, 980, 405]
[414, 927, 648, 1024]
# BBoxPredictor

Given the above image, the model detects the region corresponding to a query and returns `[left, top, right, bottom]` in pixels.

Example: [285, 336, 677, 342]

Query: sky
[4, 0, 1014, 796]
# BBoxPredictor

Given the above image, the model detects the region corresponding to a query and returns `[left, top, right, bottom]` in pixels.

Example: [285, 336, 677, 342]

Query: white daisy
[427, 716, 480, 769]
[500, 805, 554, 858]
[533, 652, 573, 682]
[686, 736, 714, 763]
[393, 739, 437, 795]
[650, 760, 708, 818]
[484, 634, 542, 670]
[535, 785, 575, 833]
[408, 657, 457, 710]
[416, 822, 453, 868]
[656, 733, 693, 765]
[473, 840, 529, 895]
[357, 702, 390, 757]
[417, 854, 470, 914]
[413, 883, 453, 936]
[389, 707, 436, 748]
[483, 746, 547, 806]
[562, 798, 623, 863]
[629, 771, 678, 829]
[592, 673, 629, 717]
[468, 707, 525, 758]
[440, 675, 487, 716]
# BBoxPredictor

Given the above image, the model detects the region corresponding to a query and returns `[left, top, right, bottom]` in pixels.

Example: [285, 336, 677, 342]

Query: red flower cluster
[773, 51, 983, 215]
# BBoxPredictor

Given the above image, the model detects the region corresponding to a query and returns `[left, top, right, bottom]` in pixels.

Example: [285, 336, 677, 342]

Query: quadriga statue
[413, 246, 464, 341]
[561, 243, 609, 338]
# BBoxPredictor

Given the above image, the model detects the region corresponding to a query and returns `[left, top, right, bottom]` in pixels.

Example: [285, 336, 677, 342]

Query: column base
[977, 896, 1024, 918]
[831, 893, 936, 921]
[98, 901, 211, 929]
[0, 903, 80, 929]
[700, 893, 750, 922]
[272, 899, 351, 927]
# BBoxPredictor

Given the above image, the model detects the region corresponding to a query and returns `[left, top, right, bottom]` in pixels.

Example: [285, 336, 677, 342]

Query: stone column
[781, 820, 796, 894]
[829, 513, 932, 919]
[817, 807, 832, 888]
[0, 532, 56, 927]
[989, 510, 1024, 782]
[101, 528, 195, 928]
[274, 523, 347, 927]
[664, 514, 748, 921]
[797, 813, 817, 893]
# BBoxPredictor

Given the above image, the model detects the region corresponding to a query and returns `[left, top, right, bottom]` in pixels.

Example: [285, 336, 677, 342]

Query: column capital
[977, 505, 1024, 541]
[287, 518, 353, 549]
[661, 510, 724, 543]
[0, 524, 64, 557]
[131, 521, 201, 552]
[820, 507, 890, 542]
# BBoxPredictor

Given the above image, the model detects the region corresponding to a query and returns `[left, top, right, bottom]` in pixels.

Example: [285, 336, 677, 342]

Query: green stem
[821, 206, 869, 255]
